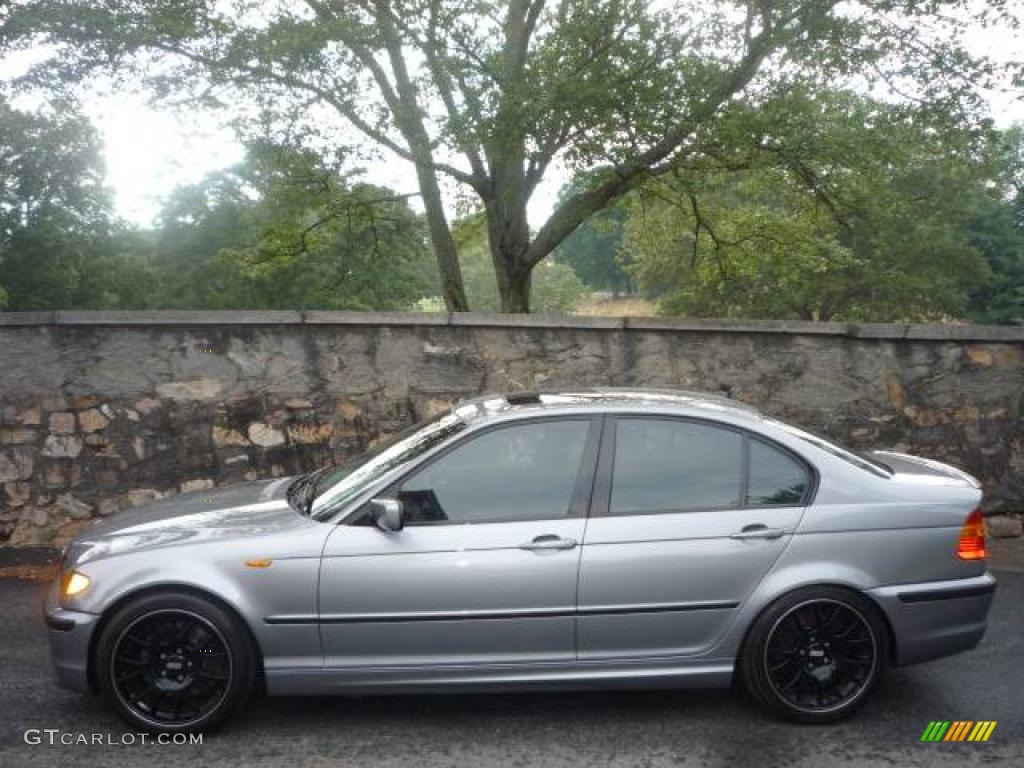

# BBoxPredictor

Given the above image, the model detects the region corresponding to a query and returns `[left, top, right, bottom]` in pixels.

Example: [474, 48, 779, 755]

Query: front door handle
[730, 524, 786, 540]
[519, 535, 578, 551]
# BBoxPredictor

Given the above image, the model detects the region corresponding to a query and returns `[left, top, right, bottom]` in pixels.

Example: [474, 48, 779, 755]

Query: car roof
[452, 388, 763, 426]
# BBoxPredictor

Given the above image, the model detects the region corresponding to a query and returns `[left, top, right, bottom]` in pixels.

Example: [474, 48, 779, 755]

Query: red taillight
[956, 508, 986, 561]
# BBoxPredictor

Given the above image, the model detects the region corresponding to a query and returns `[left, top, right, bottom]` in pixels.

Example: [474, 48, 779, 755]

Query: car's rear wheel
[95, 591, 256, 733]
[742, 586, 889, 723]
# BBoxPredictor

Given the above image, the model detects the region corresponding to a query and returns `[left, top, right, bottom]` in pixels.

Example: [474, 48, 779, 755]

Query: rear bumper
[42, 579, 98, 693]
[868, 572, 996, 666]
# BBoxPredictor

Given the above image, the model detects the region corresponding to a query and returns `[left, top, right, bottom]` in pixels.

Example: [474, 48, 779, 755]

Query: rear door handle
[519, 535, 578, 551]
[730, 524, 786, 540]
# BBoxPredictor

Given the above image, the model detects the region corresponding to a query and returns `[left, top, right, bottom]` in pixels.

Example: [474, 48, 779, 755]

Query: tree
[552, 172, 632, 295]
[5, 0, 1015, 312]
[622, 91, 1000, 321]
[451, 211, 585, 313]
[0, 96, 152, 310]
[150, 142, 438, 311]
[966, 127, 1024, 324]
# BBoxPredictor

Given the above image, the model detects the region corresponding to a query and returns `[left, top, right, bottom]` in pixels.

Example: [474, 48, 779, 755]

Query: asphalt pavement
[0, 571, 1021, 768]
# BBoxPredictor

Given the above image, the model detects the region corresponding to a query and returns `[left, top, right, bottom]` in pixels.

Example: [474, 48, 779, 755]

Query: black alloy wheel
[763, 599, 876, 712]
[111, 609, 232, 727]
[96, 591, 257, 733]
[742, 586, 889, 723]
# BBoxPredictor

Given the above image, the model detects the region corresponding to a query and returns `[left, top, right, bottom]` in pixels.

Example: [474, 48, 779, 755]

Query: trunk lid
[869, 451, 980, 489]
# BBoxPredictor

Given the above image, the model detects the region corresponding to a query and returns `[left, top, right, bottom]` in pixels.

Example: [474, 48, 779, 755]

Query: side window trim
[591, 414, 817, 519]
[740, 432, 752, 509]
[354, 415, 603, 526]
[590, 414, 617, 519]
[568, 415, 606, 519]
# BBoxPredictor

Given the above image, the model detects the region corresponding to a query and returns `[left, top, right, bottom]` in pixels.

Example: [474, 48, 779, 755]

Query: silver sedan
[45, 389, 996, 732]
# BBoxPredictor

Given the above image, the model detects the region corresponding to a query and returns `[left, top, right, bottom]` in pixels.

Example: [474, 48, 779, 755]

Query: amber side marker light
[61, 570, 91, 597]
[244, 558, 273, 569]
[956, 508, 986, 561]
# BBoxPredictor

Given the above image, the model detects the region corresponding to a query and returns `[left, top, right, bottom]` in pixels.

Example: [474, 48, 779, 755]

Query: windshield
[767, 419, 893, 478]
[306, 411, 468, 520]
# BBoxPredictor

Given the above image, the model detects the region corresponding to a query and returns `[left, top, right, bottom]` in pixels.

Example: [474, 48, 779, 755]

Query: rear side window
[611, 419, 743, 514]
[747, 439, 810, 507]
[607, 418, 812, 516]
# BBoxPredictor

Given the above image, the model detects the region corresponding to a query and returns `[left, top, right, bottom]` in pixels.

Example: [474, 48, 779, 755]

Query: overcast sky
[2, 13, 1022, 230]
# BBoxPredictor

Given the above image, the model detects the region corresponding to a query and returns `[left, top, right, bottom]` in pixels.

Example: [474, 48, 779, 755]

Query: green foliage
[966, 128, 1024, 324]
[552, 172, 632, 295]
[452, 213, 585, 314]
[0, 96, 154, 310]
[5, 0, 1015, 311]
[622, 91, 1011, 322]
[149, 143, 438, 311]
[0, 98, 437, 312]
[528, 260, 589, 315]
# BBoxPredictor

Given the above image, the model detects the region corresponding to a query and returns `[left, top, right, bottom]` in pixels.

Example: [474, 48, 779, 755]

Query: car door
[577, 415, 812, 660]
[319, 416, 600, 668]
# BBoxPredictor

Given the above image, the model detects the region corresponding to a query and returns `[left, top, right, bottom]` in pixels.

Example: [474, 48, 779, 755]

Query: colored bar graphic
[921, 720, 996, 742]
[921, 721, 950, 741]
[944, 721, 973, 741]
[972, 722, 997, 742]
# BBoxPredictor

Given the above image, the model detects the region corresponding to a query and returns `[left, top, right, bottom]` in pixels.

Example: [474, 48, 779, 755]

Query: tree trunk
[484, 190, 533, 313]
[494, 262, 532, 313]
[414, 162, 469, 312]
[370, 0, 470, 313]
[483, 152, 534, 313]
[484, 2, 537, 315]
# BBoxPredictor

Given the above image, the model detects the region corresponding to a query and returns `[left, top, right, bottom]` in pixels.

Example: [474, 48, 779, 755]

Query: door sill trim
[265, 600, 738, 625]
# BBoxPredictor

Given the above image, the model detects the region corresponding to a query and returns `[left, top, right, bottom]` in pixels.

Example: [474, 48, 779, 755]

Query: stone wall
[1, 311, 1022, 547]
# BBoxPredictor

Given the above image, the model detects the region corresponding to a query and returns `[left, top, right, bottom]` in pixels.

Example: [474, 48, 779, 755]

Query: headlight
[61, 570, 91, 597]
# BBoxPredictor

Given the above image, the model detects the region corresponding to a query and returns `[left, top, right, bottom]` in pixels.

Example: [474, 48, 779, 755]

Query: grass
[573, 295, 658, 317]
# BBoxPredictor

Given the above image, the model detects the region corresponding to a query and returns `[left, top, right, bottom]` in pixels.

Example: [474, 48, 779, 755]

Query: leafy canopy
[0, 94, 439, 311]
[0, 95, 152, 310]
[149, 142, 439, 310]
[4, 0, 1018, 311]
[621, 90, 1013, 322]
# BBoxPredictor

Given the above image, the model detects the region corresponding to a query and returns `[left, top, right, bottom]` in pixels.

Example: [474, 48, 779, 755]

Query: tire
[94, 591, 257, 733]
[741, 586, 889, 724]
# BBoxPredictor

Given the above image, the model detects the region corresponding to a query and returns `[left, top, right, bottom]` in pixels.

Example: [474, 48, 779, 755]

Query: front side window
[397, 419, 591, 525]
[611, 419, 744, 515]
[309, 412, 467, 519]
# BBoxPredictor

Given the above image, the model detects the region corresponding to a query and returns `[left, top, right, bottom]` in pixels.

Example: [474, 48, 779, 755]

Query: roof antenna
[506, 392, 542, 405]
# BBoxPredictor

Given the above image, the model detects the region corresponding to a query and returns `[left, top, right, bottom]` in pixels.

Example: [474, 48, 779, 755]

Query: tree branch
[421, 1, 489, 187]
[524, 0, 837, 267]
[525, 21, 774, 266]
[143, 37, 480, 188]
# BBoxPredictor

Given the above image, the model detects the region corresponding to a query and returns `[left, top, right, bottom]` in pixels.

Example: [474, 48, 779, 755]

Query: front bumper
[42, 579, 99, 693]
[868, 572, 996, 666]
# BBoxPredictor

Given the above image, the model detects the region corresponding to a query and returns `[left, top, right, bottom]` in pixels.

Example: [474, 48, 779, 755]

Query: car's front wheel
[742, 586, 889, 723]
[95, 591, 257, 733]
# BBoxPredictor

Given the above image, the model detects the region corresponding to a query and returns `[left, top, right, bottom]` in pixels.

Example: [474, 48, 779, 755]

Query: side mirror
[368, 498, 404, 532]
